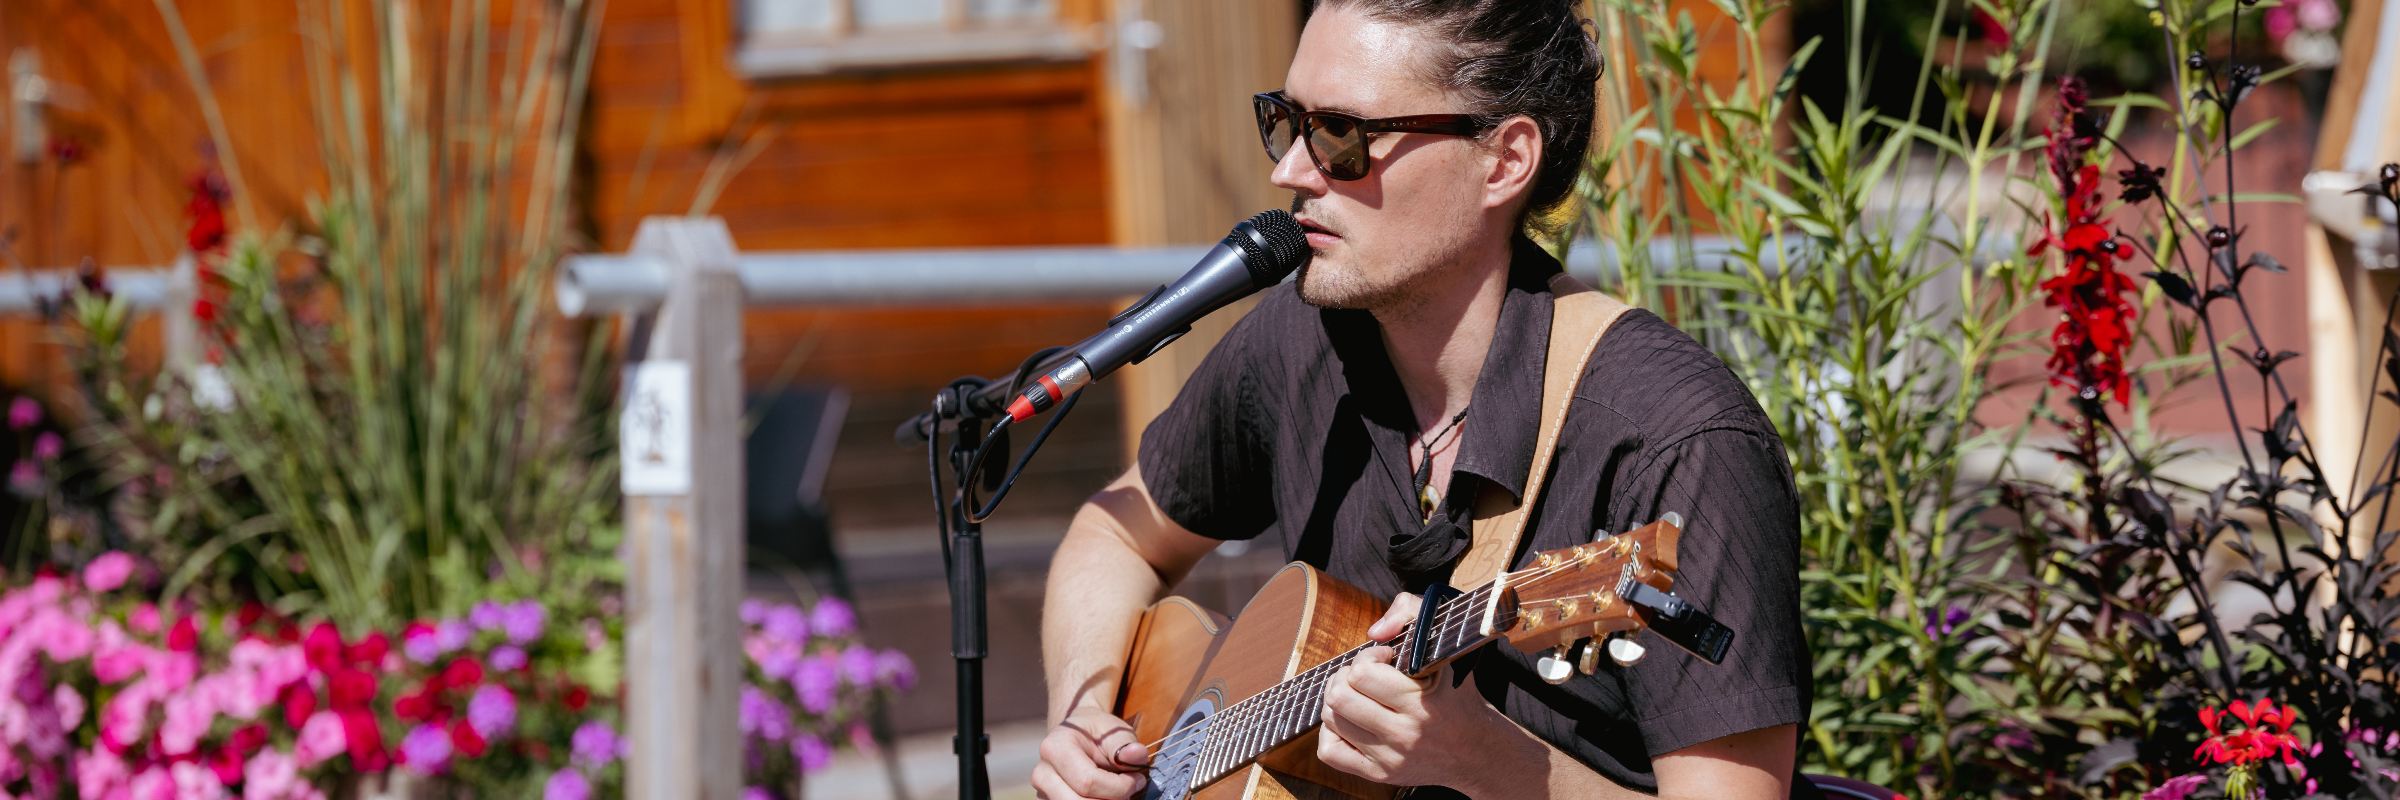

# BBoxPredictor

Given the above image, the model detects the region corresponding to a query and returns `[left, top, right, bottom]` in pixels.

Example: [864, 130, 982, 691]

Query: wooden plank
[622, 216, 746, 800]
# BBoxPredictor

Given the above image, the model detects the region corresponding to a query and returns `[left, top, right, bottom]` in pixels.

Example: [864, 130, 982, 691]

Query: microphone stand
[914, 368, 1073, 800]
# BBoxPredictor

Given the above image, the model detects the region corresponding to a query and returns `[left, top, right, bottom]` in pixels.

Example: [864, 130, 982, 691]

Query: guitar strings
[1132, 556, 1595, 759]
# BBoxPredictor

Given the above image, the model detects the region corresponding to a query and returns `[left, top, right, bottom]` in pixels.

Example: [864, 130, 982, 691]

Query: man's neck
[1370, 236, 1516, 437]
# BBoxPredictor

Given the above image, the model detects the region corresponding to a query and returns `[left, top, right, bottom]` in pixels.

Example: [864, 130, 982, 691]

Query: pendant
[1419, 482, 1442, 522]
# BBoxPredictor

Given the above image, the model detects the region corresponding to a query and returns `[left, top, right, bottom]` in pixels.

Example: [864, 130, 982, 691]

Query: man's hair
[1306, 0, 1601, 218]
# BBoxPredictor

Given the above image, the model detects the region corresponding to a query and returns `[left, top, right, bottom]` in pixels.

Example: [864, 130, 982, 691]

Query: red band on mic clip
[1005, 375, 1065, 422]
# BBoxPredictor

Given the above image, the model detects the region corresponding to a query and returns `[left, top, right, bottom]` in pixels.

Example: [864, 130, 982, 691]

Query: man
[1033, 1, 1816, 798]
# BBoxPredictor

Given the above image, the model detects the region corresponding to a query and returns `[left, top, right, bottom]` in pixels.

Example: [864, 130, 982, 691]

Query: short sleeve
[1136, 312, 1279, 541]
[1611, 427, 1812, 757]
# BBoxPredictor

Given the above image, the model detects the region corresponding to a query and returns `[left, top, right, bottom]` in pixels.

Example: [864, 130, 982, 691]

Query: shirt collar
[1448, 236, 1561, 505]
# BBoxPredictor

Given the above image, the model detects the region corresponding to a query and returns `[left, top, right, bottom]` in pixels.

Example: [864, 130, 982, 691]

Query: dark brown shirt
[1137, 237, 1818, 797]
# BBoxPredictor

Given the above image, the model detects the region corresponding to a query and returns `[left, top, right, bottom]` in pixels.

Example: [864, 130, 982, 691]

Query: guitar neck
[1183, 581, 1515, 788]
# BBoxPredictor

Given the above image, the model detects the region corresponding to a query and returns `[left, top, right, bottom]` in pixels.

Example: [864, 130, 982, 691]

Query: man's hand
[1317, 593, 1542, 794]
[1032, 704, 1151, 800]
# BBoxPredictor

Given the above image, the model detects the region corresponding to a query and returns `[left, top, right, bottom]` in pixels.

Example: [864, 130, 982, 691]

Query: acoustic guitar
[1112, 515, 1735, 800]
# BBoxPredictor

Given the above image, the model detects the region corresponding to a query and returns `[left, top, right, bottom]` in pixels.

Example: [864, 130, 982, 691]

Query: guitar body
[1116, 562, 1398, 800]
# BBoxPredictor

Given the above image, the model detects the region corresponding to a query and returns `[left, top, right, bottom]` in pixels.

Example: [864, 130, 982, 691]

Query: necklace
[1411, 406, 1470, 521]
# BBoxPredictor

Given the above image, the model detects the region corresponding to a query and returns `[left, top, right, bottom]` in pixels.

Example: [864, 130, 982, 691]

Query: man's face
[1277, 5, 1493, 311]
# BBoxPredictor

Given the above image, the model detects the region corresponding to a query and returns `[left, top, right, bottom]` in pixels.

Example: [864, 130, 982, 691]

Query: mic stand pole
[932, 388, 993, 800]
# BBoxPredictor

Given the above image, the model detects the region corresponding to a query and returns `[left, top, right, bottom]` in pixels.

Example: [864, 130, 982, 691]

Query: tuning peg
[1537, 644, 1574, 684]
[1577, 638, 1601, 675]
[1607, 634, 1648, 667]
[1660, 511, 1683, 529]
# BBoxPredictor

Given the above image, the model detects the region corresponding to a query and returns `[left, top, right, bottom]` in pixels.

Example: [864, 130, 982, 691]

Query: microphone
[894, 209, 1311, 445]
[1002, 209, 1310, 423]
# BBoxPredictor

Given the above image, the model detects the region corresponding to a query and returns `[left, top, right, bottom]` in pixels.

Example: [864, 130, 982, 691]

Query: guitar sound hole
[1144, 697, 1216, 800]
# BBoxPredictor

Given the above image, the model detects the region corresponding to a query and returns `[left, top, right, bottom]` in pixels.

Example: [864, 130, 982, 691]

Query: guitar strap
[1452, 273, 1632, 590]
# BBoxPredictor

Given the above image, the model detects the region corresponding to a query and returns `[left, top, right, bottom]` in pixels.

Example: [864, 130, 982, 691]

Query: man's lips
[1297, 217, 1340, 247]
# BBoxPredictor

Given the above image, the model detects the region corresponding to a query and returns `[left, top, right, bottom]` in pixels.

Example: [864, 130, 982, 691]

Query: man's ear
[1483, 115, 1543, 214]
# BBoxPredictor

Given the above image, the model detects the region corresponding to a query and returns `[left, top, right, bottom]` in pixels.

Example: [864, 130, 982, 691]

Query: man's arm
[1032, 467, 1226, 800]
[1319, 593, 1796, 799]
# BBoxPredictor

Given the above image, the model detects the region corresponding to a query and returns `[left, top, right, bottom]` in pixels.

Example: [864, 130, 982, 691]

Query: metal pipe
[0, 268, 182, 313]
[556, 246, 1216, 316]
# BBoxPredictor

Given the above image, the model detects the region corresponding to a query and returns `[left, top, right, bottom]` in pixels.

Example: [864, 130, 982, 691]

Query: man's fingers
[1039, 728, 1149, 799]
[1111, 741, 1151, 769]
[1368, 593, 1423, 642]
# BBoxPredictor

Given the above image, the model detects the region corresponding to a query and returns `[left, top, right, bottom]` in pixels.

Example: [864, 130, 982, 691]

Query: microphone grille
[1246, 209, 1312, 272]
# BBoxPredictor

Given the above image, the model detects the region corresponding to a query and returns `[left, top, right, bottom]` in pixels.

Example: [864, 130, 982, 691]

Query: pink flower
[2142, 774, 2207, 800]
[128, 605, 161, 636]
[170, 760, 226, 800]
[83, 553, 135, 594]
[242, 749, 299, 800]
[33, 432, 62, 461]
[398, 723, 452, 776]
[75, 746, 129, 799]
[542, 770, 591, 800]
[128, 766, 172, 800]
[8, 397, 41, 430]
[292, 711, 347, 767]
[54, 685, 83, 730]
[160, 688, 221, 756]
[98, 683, 155, 753]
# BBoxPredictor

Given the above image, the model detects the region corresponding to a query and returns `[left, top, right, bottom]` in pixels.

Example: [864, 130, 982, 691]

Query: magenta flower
[2141, 773, 2207, 800]
[790, 733, 833, 773]
[792, 655, 838, 714]
[570, 721, 624, 768]
[83, 553, 135, 594]
[469, 601, 506, 632]
[838, 644, 876, 686]
[500, 600, 546, 644]
[32, 432, 61, 461]
[402, 622, 441, 664]
[739, 686, 791, 742]
[9, 459, 41, 494]
[742, 788, 780, 800]
[433, 620, 473, 653]
[400, 723, 453, 775]
[809, 598, 855, 638]
[874, 649, 917, 692]
[761, 605, 808, 643]
[488, 645, 528, 672]
[466, 685, 517, 739]
[544, 769, 592, 800]
[740, 599, 770, 625]
[8, 397, 40, 430]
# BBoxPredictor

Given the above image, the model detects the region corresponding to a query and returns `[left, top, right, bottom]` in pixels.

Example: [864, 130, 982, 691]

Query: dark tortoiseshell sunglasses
[1252, 91, 1487, 181]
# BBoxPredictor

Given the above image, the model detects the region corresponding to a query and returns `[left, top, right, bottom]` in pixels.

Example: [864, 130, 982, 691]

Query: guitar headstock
[1497, 515, 1682, 654]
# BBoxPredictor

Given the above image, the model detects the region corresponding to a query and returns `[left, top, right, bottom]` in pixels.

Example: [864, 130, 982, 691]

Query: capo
[1406, 584, 1465, 676]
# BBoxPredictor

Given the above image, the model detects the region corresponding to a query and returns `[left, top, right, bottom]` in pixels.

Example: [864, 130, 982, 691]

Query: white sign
[620, 360, 693, 496]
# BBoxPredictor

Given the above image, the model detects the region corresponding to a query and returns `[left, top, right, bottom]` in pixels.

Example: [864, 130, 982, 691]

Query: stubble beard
[1291, 195, 1461, 316]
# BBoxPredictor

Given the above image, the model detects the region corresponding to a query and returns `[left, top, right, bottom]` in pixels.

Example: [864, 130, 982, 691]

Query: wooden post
[622, 216, 745, 800]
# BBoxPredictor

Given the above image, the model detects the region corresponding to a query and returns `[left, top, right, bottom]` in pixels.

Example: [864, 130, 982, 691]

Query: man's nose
[1269, 137, 1326, 196]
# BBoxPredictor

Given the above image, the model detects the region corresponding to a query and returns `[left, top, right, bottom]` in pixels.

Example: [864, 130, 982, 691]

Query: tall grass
[68, 0, 621, 630]
[1579, 0, 2052, 789]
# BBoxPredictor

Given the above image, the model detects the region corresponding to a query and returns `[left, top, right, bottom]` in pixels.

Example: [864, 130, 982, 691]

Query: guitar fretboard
[1180, 581, 1512, 789]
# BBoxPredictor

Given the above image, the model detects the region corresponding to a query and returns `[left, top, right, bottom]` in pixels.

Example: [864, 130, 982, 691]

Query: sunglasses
[1252, 91, 1486, 181]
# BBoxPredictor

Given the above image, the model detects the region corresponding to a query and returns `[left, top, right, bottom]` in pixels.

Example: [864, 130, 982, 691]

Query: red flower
[2035, 80, 2138, 407]
[304, 622, 344, 672]
[230, 724, 269, 756]
[280, 684, 318, 729]
[328, 668, 378, 709]
[440, 657, 485, 689]
[204, 746, 244, 784]
[237, 603, 265, 629]
[193, 298, 218, 324]
[395, 689, 439, 722]
[563, 684, 590, 712]
[2195, 698, 2304, 767]
[450, 719, 488, 758]
[167, 616, 199, 652]
[340, 708, 387, 770]
[348, 631, 390, 667]
[185, 170, 230, 254]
